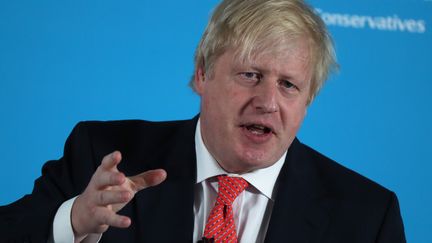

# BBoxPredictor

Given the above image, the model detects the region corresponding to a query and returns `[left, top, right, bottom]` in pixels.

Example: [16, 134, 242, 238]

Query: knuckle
[99, 191, 106, 204]
[109, 173, 117, 184]
[111, 172, 123, 185]
[123, 191, 132, 201]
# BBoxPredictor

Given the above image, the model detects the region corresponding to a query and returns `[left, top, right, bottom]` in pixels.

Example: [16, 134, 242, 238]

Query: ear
[194, 66, 206, 95]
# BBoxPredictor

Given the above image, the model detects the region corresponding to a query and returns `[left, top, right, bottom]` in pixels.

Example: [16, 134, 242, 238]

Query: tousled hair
[190, 0, 338, 104]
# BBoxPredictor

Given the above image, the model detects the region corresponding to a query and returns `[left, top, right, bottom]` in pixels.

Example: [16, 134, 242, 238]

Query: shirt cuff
[52, 196, 102, 243]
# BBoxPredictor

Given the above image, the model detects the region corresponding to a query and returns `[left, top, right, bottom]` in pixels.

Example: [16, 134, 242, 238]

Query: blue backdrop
[0, 0, 430, 242]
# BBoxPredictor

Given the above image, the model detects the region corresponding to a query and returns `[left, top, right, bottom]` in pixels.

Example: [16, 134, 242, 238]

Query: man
[0, 0, 405, 242]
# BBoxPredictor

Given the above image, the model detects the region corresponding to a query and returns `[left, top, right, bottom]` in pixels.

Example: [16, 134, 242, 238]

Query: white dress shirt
[51, 119, 286, 243]
[193, 119, 286, 243]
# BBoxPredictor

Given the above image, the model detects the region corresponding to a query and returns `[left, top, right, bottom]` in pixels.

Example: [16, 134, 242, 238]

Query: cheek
[202, 91, 227, 114]
[208, 84, 245, 110]
[200, 88, 233, 125]
[282, 104, 307, 132]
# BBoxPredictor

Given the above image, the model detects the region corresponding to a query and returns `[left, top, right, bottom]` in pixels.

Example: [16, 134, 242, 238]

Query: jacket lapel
[124, 118, 198, 242]
[264, 139, 335, 243]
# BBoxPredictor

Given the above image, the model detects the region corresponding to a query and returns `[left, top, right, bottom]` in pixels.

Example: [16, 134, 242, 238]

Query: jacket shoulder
[76, 119, 191, 134]
[67, 118, 195, 163]
[71, 118, 192, 146]
[297, 141, 394, 202]
[295, 142, 406, 241]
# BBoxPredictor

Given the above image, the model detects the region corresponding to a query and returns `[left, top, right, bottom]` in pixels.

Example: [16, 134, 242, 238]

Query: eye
[238, 72, 262, 84]
[279, 79, 297, 90]
[278, 79, 301, 97]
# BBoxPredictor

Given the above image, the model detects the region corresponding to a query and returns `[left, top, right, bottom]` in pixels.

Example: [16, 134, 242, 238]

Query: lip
[239, 121, 277, 135]
[240, 126, 274, 144]
[238, 121, 276, 144]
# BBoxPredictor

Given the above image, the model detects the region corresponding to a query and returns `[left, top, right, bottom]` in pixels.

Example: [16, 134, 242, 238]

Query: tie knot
[216, 175, 248, 205]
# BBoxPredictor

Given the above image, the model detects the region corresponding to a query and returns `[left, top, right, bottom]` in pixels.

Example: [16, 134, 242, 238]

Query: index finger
[129, 169, 167, 192]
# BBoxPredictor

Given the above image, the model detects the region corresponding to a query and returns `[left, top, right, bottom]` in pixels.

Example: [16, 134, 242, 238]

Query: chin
[235, 153, 276, 172]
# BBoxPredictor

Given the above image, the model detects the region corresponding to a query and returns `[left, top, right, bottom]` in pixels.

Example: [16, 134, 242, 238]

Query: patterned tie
[203, 175, 249, 243]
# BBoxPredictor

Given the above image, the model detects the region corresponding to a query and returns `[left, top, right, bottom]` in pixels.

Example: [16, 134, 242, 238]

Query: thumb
[129, 169, 167, 192]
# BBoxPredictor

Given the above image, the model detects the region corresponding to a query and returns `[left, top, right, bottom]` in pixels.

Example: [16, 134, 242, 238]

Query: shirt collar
[195, 119, 286, 201]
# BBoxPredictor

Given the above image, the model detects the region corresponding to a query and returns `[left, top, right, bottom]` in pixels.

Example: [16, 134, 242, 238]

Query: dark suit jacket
[0, 117, 406, 242]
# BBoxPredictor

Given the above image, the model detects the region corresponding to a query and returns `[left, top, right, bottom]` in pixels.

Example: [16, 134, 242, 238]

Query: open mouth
[242, 124, 273, 135]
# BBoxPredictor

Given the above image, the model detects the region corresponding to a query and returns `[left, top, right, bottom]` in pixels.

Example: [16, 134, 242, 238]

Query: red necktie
[203, 175, 249, 243]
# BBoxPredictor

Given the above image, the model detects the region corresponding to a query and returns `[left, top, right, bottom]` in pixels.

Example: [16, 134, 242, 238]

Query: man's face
[195, 39, 311, 173]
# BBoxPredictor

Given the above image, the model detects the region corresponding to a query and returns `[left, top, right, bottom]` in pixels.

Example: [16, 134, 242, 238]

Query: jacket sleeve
[0, 122, 98, 242]
[375, 192, 406, 243]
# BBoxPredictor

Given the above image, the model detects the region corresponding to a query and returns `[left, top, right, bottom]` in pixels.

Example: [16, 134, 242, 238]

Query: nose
[251, 81, 278, 114]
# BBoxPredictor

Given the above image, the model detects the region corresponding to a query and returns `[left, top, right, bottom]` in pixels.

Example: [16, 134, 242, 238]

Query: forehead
[230, 38, 312, 79]
[234, 36, 310, 64]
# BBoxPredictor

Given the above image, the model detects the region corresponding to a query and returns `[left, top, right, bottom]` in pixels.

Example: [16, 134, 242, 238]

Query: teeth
[246, 124, 270, 134]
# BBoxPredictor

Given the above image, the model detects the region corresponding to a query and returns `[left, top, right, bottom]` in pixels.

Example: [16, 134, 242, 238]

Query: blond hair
[190, 0, 338, 104]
